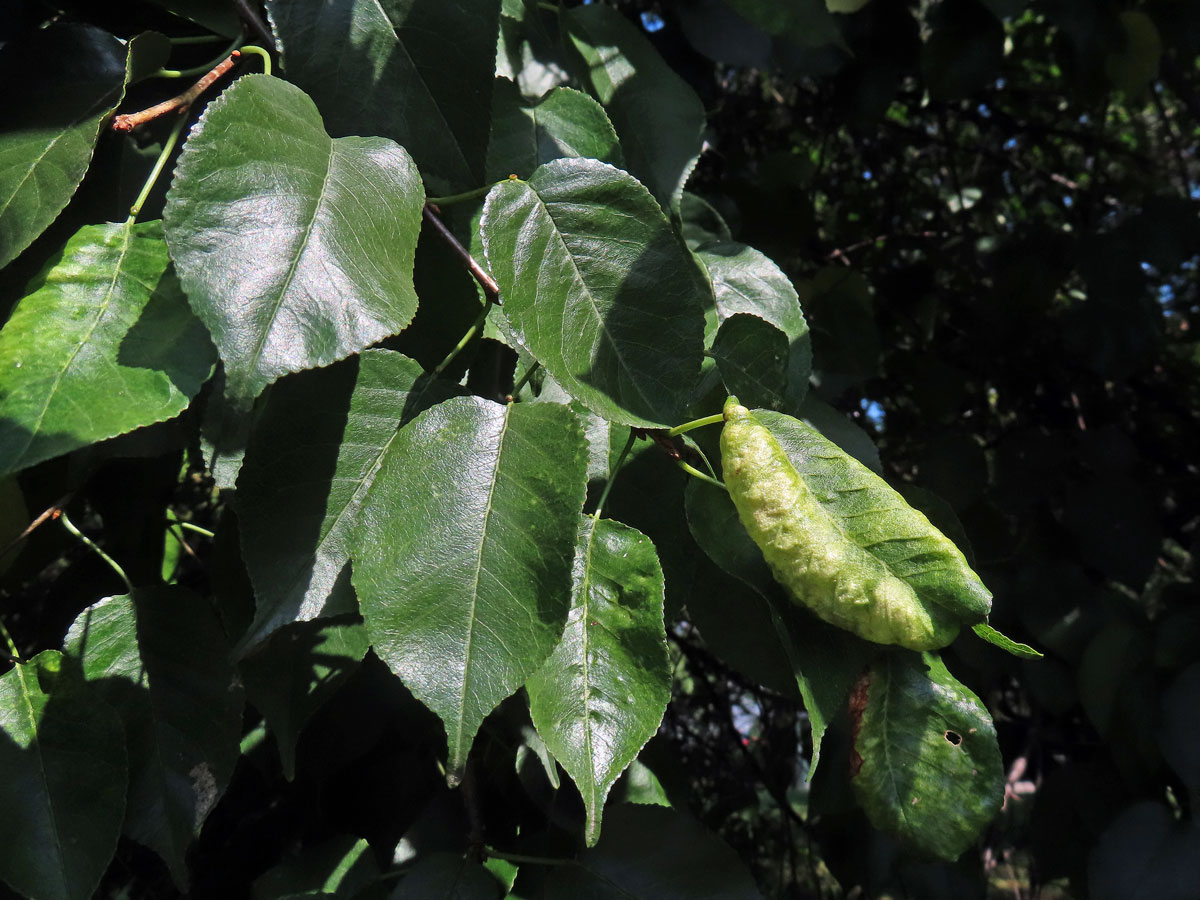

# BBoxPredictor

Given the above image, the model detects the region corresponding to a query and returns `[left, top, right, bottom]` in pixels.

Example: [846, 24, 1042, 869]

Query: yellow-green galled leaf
[564, 5, 707, 213]
[0, 222, 216, 476]
[63, 588, 244, 887]
[0, 25, 127, 269]
[0, 651, 127, 900]
[267, 0, 501, 194]
[163, 75, 424, 403]
[527, 516, 670, 846]
[481, 159, 708, 428]
[720, 399, 991, 650]
[851, 651, 1004, 860]
[351, 397, 589, 776]
[684, 477, 876, 774]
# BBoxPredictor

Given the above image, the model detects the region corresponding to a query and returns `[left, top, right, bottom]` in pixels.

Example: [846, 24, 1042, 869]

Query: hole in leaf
[945, 730, 962, 746]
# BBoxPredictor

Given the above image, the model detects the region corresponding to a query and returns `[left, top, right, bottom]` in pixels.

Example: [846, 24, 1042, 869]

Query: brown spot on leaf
[848, 669, 871, 778]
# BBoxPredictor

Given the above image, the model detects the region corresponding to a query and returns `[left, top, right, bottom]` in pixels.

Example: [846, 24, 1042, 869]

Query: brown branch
[422, 204, 501, 302]
[111, 51, 241, 132]
[0, 492, 73, 561]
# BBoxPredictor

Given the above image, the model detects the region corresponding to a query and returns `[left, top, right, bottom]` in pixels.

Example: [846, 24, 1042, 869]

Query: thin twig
[60, 511, 133, 593]
[0, 492, 73, 562]
[233, 0, 275, 47]
[112, 51, 241, 132]
[423, 204, 501, 301]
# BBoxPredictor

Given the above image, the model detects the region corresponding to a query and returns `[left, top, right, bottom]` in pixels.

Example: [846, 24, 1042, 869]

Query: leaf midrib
[19, 223, 134, 468]
[454, 407, 511, 766]
[368, 0, 474, 183]
[533, 184, 664, 423]
[243, 139, 336, 388]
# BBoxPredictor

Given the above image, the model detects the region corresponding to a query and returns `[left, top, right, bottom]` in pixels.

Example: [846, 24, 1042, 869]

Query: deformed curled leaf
[720, 398, 990, 650]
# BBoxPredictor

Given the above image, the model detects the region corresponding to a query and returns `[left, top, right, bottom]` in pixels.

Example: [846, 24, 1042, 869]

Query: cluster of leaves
[1, 0, 1198, 898]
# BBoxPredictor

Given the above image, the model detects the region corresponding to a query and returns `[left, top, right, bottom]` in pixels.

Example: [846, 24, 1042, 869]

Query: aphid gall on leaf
[719, 397, 983, 650]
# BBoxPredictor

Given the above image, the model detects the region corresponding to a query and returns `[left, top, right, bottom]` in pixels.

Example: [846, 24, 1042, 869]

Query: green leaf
[851, 651, 1004, 860]
[0, 25, 127, 269]
[722, 0, 844, 47]
[0, 651, 127, 900]
[795, 392, 882, 472]
[684, 478, 875, 772]
[564, 5, 707, 213]
[679, 192, 732, 249]
[63, 588, 244, 886]
[143, 0, 243, 36]
[972, 622, 1042, 659]
[543, 804, 762, 899]
[1105, 11, 1162, 99]
[0, 221, 215, 476]
[754, 408, 993, 624]
[1159, 663, 1200, 792]
[351, 397, 588, 775]
[163, 75, 423, 403]
[235, 350, 462, 650]
[711, 314, 790, 412]
[695, 241, 812, 408]
[392, 853, 499, 899]
[827, 0, 872, 11]
[526, 516, 670, 846]
[267, 0, 501, 194]
[486, 80, 624, 182]
[480, 158, 708, 428]
[240, 616, 371, 780]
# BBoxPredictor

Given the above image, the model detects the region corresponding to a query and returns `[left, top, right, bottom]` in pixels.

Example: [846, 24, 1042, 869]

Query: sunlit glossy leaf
[486, 80, 623, 182]
[351, 397, 588, 775]
[236, 350, 462, 649]
[163, 75, 423, 403]
[0, 221, 215, 476]
[544, 805, 762, 899]
[564, 5, 706, 212]
[527, 516, 670, 846]
[0, 26, 127, 269]
[0, 651, 127, 900]
[481, 158, 708, 428]
[851, 651, 1004, 860]
[268, 0, 501, 194]
[64, 588, 243, 886]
